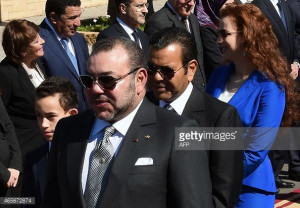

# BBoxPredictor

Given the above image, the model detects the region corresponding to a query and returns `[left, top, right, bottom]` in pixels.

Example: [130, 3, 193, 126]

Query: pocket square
[135, 157, 153, 166]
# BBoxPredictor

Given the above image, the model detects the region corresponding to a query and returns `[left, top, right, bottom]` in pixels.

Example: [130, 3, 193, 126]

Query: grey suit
[145, 3, 206, 90]
[43, 99, 213, 208]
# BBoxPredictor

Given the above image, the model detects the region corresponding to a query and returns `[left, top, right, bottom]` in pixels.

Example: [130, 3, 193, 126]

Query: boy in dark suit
[22, 77, 78, 207]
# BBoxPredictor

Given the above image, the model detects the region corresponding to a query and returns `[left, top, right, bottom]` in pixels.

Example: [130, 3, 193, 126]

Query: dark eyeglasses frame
[217, 30, 242, 39]
[79, 67, 141, 90]
[147, 62, 189, 79]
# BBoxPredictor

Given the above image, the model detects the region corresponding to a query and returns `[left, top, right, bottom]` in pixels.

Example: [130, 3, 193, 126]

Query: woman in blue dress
[206, 3, 299, 207]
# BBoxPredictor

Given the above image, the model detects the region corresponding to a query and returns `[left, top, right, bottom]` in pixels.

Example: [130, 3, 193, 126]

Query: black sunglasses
[147, 63, 188, 79]
[79, 67, 140, 90]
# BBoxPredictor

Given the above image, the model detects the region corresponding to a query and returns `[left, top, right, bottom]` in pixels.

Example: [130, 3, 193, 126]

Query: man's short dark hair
[35, 76, 79, 112]
[45, 0, 81, 18]
[149, 27, 198, 73]
[92, 37, 146, 71]
[115, 0, 132, 12]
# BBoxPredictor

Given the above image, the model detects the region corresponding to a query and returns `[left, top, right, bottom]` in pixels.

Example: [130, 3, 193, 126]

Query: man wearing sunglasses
[43, 37, 213, 208]
[145, 0, 207, 91]
[96, 0, 149, 60]
[147, 28, 243, 208]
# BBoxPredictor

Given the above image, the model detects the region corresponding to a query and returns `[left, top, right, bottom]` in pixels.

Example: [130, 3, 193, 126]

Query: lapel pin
[133, 138, 139, 142]
[145, 135, 150, 139]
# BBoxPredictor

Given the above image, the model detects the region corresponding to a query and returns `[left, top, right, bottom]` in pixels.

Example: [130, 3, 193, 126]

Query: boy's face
[35, 94, 77, 142]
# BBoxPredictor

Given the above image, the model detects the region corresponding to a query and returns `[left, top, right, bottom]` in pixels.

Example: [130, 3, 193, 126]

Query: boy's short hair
[35, 76, 79, 112]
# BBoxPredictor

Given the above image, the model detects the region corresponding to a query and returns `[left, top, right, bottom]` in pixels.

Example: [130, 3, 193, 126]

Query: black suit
[96, 22, 149, 60]
[0, 97, 21, 197]
[22, 144, 48, 207]
[148, 87, 243, 208]
[252, 0, 295, 63]
[0, 58, 45, 197]
[144, 3, 206, 90]
[43, 99, 213, 208]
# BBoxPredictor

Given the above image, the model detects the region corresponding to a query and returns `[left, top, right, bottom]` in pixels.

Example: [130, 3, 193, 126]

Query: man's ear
[136, 68, 148, 94]
[49, 12, 59, 25]
[66, 108, 78, 116]
[119, 3, 127, 15]
[187, 59, 198, 82]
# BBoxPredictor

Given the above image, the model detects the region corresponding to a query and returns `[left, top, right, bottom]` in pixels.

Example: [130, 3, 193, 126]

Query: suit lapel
[115, 23, 132, 39]
[40, 20, 79, 78]
[182, 87, 205, 117]
[100, 99, 157, 206]
[66, 110, 95, 203]
[164, 4, 187, 30]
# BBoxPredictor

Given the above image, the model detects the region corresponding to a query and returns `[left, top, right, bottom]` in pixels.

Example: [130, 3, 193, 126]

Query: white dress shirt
[159, 82, 193, 115]
[81, 100, 143, 192]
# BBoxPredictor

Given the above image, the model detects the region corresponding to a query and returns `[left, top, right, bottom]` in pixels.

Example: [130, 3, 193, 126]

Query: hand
[6, 168, 20, 188]
[290, 63, 299, 80]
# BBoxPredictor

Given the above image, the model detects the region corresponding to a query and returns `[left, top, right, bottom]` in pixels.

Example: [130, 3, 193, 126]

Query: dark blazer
[287, 0, 300, 59]
[96, 22, 149, 60]
[147, 87, 244, 208]
[252, 0, 296, 64]
[0, 58, 45, 165]
[0, 97, 21, 196]
[43, 99, 213, 208]
[39, 19, 89, 112]
[22, 144, 48, 207]
[144, 3, 206, 90]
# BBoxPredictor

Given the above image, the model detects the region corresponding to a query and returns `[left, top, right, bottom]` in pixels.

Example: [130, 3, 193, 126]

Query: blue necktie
[61, 38, 79, 74]
[277, 0, 287, 31]
[132, 30, 140, 46]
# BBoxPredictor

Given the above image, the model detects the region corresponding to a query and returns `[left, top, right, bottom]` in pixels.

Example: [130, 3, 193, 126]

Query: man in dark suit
[147, 28, 243, 208]
[39, 0, 89, 112]
[96, 0, 149, 59]
[22, 77, 78, 207]
[144, 0, 206, 90]
[43, 37, 213, 208]
[252, 0, 300, 189]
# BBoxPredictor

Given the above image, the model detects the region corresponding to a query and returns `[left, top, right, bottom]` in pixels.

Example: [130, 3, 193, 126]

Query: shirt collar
[159, 82, 193, 115]
[117, 17, 137, 35]
[91, 99, 144, 136]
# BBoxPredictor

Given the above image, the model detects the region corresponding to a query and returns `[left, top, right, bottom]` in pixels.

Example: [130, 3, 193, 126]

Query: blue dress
[206, 63, 285, 207]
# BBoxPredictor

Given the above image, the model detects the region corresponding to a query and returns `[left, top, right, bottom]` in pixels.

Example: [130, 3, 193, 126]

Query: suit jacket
[96, 22, 149, 60]
[0, 58, 45, 165]
[252, 0, 296, 64]
[39, 19, 89, 112]
[182, 87, 243, 208]
[287, 0, 300, 59]
[147, 88, 243, 208]
[206, 63, 285, 192]
[22, 144, 48, 207]
[0, 97, 21, 195]
[43, 98, 213, 208]
[144, 3, 206, 90]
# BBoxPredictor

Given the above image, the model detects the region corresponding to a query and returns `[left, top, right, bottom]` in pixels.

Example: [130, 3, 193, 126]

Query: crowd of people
[0, 0, 299, 207]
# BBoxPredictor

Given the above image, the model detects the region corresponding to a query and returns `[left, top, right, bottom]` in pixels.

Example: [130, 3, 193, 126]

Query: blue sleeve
[243, 82, 285, 177]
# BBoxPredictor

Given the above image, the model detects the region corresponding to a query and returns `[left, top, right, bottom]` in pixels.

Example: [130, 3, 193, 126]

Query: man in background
[39, 0, 89, 112]
[147, 28, 243, 208]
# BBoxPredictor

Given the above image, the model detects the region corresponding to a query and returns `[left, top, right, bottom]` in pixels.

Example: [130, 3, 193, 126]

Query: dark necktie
[277, 0, 287, 31]
[61, 38, 79, 74]
[163, 104, 176, 113]
[132, 30, 140, 46]
[84, 126, 116, 208]
[181, 17, 191, 33]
